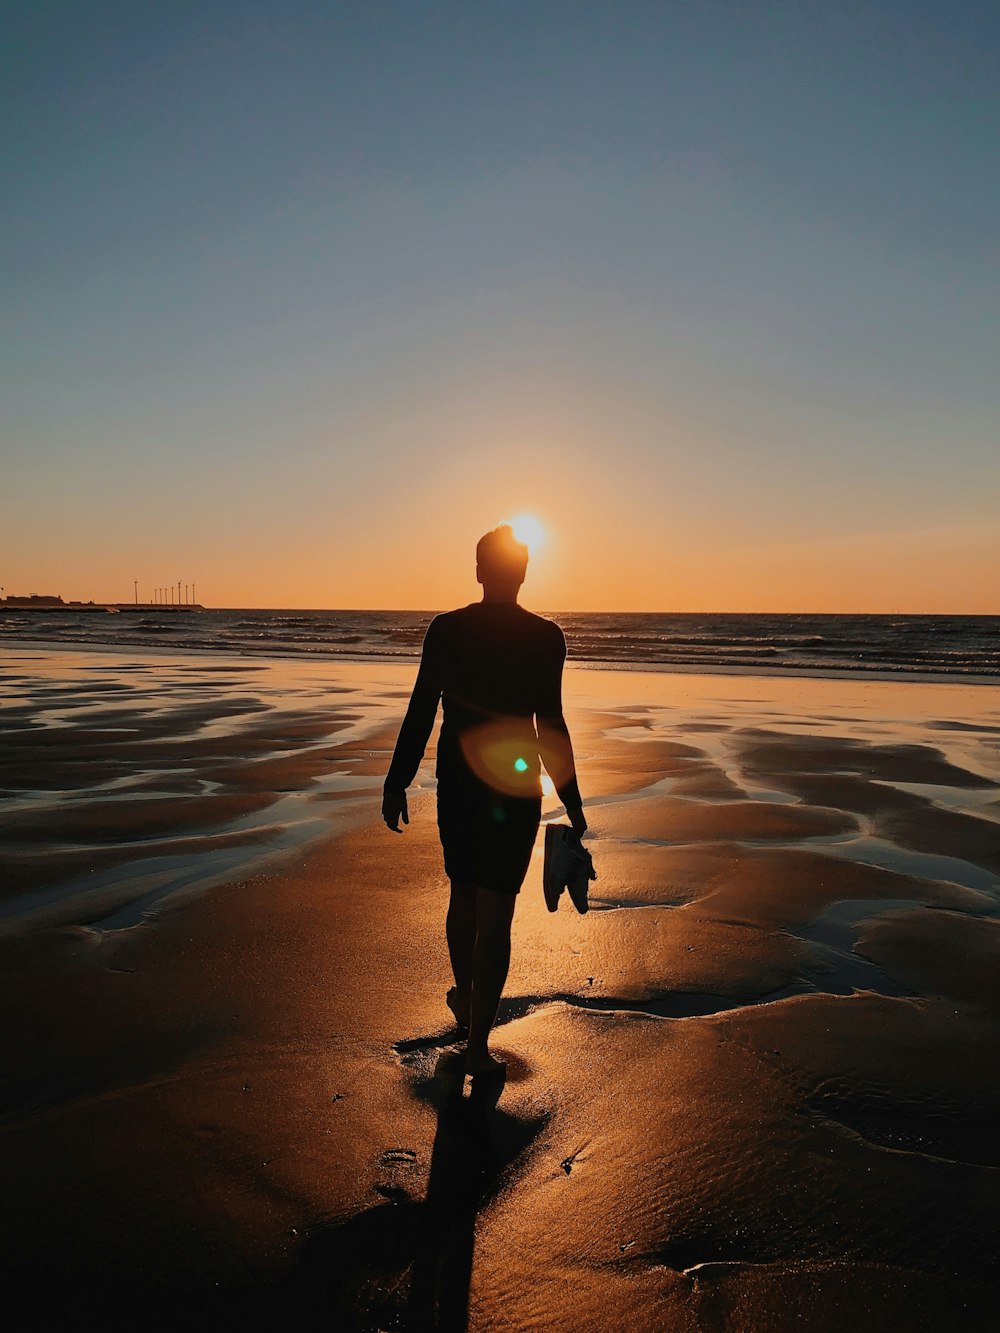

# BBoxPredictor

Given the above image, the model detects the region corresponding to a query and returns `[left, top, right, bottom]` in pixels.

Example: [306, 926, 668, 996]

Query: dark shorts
[437, 782, 542, 895]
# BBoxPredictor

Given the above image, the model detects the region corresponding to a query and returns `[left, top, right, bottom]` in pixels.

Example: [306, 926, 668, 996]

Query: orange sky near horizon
[6, 379, 999, 615]
[5, 383, 999, 615]
[6, 507, 998, 616]
[5, 372, 998, 615]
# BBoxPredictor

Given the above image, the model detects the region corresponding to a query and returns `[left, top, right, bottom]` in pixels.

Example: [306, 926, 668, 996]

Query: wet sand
[1, 648, 999, 1329]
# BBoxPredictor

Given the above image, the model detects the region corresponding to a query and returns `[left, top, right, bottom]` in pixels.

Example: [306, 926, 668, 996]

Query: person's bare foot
[464, 1048, 505, 1077]
[446, 986, 470, 1030]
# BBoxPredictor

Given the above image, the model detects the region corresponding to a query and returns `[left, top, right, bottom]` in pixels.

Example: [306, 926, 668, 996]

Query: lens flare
[459, 719, 542, 796]
[508, 514, 546, 554]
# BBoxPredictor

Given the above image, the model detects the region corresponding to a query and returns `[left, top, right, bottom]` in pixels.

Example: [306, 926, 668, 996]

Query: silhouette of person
[383, 525, 586, 1075]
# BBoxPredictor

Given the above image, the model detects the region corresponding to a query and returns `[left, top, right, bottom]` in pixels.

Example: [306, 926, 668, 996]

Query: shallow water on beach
[3, 646, 999, 941]
[0, 649, 411, 931]
[4, 607, 999, 678]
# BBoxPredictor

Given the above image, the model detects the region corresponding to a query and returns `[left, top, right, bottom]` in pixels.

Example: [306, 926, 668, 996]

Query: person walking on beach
[382, 525, 586, 1075]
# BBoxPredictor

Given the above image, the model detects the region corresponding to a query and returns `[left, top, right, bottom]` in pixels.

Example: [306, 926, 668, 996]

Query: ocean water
[3, 607, 998, 679]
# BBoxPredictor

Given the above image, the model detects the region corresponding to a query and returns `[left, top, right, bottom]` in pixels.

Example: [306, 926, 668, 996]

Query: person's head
[476, 524, 528, 596]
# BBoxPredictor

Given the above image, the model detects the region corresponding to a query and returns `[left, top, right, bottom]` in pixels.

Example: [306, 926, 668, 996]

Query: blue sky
[3, 1, 998, 609]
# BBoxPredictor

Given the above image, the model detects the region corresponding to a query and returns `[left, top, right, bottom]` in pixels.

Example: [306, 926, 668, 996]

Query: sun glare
[509, 513, 546, 554]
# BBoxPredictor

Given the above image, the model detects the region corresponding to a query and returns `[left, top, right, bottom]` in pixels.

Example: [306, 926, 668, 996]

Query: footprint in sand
[377, 1147, 418, 1167]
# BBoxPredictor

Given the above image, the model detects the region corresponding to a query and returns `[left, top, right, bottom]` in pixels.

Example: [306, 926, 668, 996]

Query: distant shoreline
[5, 605, 997, 617]
[3, 636, 999, 688]
[1, 603, 204, 614]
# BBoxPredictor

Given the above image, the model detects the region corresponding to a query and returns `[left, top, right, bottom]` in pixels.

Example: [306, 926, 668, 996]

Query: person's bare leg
[465, 887, 516, 1075]
[445, 880, 477, 1028]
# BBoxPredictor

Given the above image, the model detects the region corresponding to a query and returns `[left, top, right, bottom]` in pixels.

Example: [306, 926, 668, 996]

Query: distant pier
[1, 595, 205, 615]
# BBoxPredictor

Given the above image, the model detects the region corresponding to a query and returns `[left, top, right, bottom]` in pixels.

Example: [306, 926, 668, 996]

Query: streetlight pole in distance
[134, 579, 138, 606]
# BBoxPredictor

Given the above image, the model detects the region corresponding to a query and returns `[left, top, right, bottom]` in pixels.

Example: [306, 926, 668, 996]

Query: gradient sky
[3, 0, 998, 612]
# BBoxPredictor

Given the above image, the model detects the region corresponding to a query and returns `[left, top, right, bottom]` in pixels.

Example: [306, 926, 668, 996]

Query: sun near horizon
[507, 514, 546, 556]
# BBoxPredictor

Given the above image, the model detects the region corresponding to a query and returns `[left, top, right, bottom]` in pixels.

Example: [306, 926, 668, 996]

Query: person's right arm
[536, 625, 586, 837]
[382, 618, 443, 831]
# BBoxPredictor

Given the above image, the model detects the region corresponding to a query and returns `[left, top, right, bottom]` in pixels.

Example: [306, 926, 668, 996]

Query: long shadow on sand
[286, 1051, 546, 1331]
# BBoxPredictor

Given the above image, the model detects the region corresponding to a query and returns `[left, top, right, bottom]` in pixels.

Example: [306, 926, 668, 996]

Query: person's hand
[568, 805, 588, 839]
[382, 789, 409, 832]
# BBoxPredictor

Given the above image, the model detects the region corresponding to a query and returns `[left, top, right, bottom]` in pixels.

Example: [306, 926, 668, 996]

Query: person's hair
[476, 524, 528, 585]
